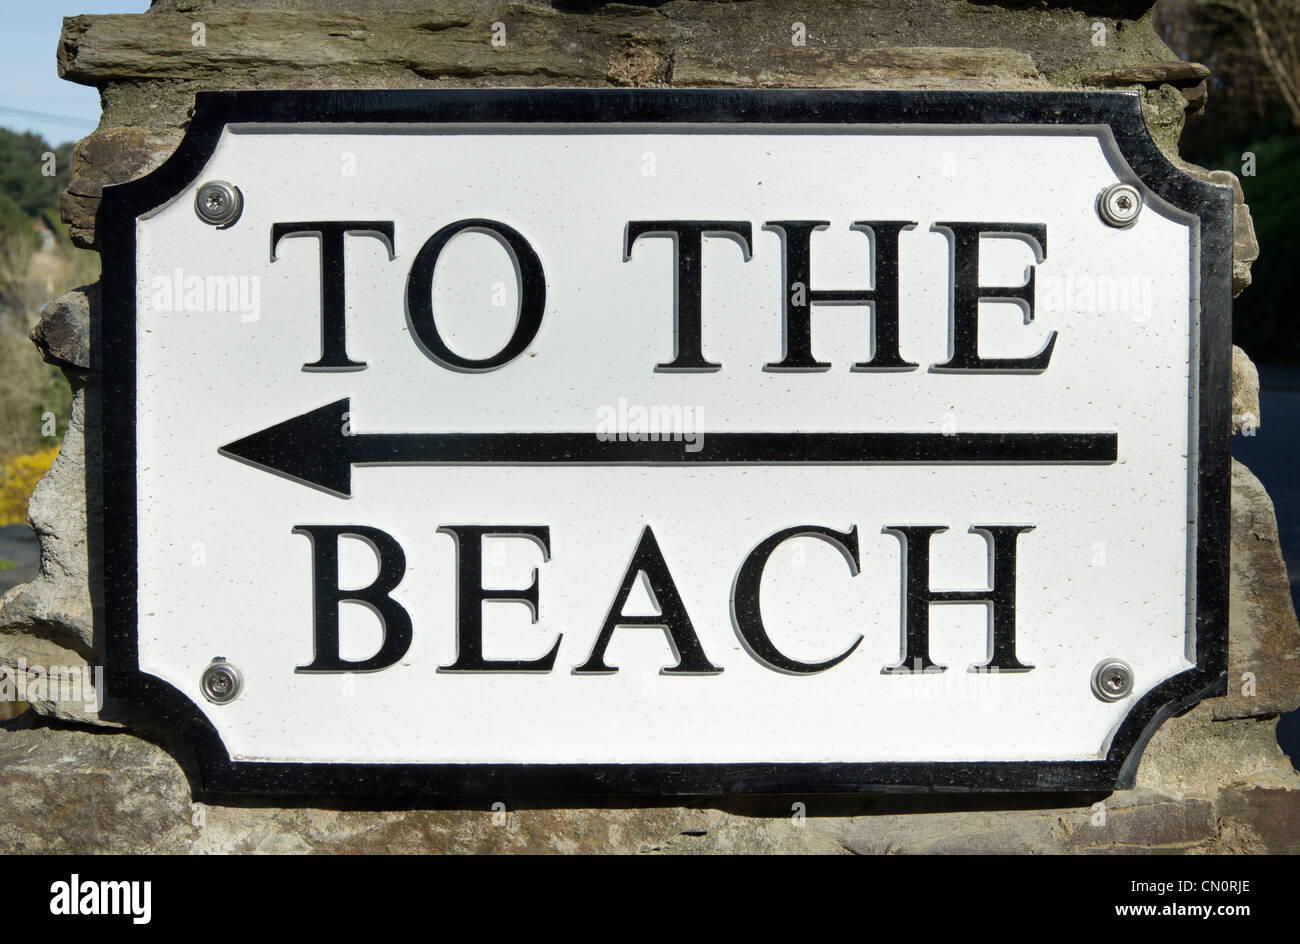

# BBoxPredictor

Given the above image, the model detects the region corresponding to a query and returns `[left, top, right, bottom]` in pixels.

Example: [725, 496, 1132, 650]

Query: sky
[0, 1, 150, 147]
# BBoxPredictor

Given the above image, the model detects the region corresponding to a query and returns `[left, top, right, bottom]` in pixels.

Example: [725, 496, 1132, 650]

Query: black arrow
[218, 398, 1118, 498]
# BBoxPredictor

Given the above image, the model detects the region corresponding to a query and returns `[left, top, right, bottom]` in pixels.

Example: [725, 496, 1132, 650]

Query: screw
[200, 659, 243, 704]
[1091, 659, 1134, 702]
[195, 180, 243, 228]
[1096, 183, 1142, 228]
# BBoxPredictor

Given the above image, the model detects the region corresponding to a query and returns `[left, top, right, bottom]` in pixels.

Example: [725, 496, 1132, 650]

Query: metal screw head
[200, 659, 243, 704]
[1097, 183, 1142, 228]
[195, 180, 243, 228]
[1091, 659, 1134, 702]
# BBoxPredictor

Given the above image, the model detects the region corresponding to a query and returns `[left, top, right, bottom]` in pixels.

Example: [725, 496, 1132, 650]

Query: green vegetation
[0, 127, 95, 486]
[0, 132, 74, 219]
[0, 193, 32, 246]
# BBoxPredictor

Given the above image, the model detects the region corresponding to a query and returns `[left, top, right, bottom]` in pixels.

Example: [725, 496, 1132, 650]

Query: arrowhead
[219, 398, 354, 498]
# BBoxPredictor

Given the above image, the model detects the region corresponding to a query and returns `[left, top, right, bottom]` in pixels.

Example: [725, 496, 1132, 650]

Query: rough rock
[1217, 461, 1300, 720]
[1232, 345, 1260, 435]
[1139, 83, 1190, 159]
[1136, 711, 1299, 798]
[1233, 201, 1261, 297]
[58, 7, 673, 84]
[0, 723, 195, 854]
[30, 284, 96, 373]
[0, 721, 1279, 854]
[56, 3, 1177, 92]
[1216, 786, 1300, 854]
[672, 45, 1044, 89]
[842, 789, 1224, 854]
[1083, 61, 1210, 87]
[60, 126, 185, 248]
[1179, 81, 1207, 117]
[1084, 63, 1210, 117]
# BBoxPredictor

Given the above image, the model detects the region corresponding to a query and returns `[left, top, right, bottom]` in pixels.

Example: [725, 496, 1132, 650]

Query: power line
[0, 104, 96, 128]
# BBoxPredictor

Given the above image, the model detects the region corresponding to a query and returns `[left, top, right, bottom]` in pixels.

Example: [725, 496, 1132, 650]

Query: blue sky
[1, 2, 150, 147]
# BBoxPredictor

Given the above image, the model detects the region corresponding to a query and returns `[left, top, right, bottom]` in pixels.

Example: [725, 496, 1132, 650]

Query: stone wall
[2, 0, 1297, 853]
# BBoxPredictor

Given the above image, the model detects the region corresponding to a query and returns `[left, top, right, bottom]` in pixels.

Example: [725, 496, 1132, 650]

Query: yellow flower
[0, 445, 60, 526]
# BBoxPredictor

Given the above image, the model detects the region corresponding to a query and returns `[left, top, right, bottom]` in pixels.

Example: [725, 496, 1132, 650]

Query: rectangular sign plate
[100, 90, 1232, 794]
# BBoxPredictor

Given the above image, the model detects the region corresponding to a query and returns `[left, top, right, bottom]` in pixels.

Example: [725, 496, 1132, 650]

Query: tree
[0, 129, 74, 223]
[1156, 0, 1298, 157]
[1204, 0, 1300, 129]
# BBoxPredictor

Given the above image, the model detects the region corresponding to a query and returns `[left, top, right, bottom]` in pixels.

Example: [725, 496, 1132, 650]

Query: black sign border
[98, 89, 1232, 795]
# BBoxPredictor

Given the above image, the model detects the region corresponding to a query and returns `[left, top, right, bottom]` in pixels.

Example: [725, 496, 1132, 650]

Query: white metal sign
[100, 90, 1232, 794]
